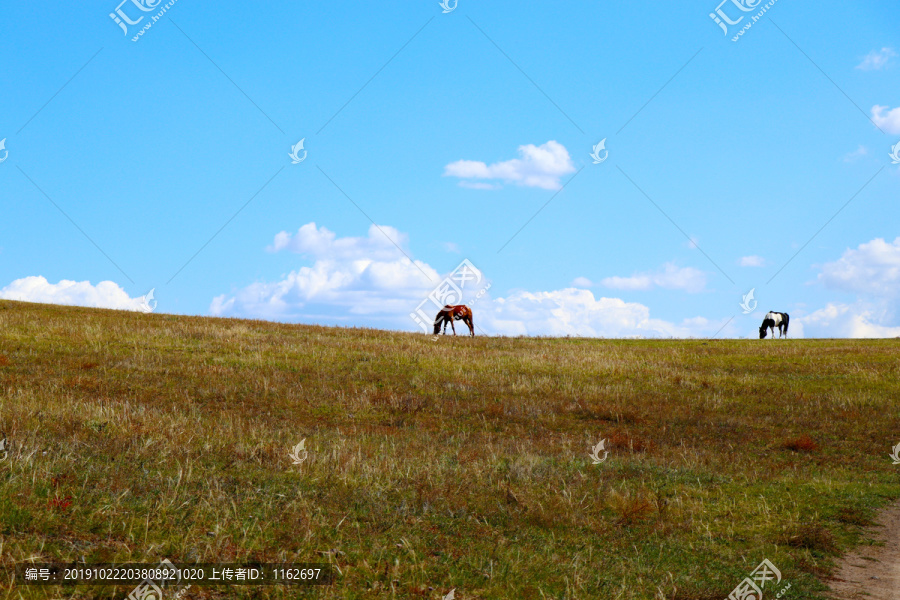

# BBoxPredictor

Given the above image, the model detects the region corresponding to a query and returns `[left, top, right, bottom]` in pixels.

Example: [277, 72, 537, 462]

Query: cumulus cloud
[214, 223, 438, 322]
[0, 276, 148, 311]
[443, 141, 576, 190]
[818, 237, 900, 298]
[213, 223, 721, 337]
[267, 222, 408, 261]
[871, 105, 900, 134]
[601, 263, 706, 293]
[800, 303, 900, 338]
[739, 255, 766, 267]
[480, 288, 710, 337]
[856, 47, 897, 71]
[796, 237, 900, 338]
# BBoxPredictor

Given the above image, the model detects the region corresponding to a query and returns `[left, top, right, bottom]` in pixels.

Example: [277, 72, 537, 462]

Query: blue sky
[2, 0, 899, 337]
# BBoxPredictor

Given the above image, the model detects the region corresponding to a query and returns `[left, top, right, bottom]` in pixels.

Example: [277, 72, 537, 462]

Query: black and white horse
[759, 311, 789, 339]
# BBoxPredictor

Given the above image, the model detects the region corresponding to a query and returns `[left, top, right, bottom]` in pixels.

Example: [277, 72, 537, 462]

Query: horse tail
[782, 313, 789, 336]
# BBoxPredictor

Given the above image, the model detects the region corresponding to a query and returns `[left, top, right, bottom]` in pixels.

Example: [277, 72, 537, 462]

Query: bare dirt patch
[829, 501, 900, 600]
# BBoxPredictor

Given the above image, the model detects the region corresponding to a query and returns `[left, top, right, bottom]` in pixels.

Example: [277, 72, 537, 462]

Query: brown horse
[433, 305, 475, 336]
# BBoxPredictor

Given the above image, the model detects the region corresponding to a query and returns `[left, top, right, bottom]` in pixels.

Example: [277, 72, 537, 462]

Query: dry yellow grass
[0, 299, 898, 599]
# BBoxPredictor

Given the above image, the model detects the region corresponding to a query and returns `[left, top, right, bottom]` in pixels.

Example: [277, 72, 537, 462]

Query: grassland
[1, 299, 899, 599]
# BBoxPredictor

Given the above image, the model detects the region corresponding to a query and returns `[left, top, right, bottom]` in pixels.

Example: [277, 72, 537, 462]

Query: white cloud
[842, 145, 868, 162]
[443, 242, 460, 253]
[818, 237, 900, 298]
[0, 276, 148, 311]
[443, 141, 576, 190]
[800, 303, 900, 338]
[214, 223, 438, 322]
[601, 263, 706, 293]
[267, 222, 408, 261]
[856, 47, 897, 71]
[871, 105, 900, 134]
[739, 255, 766, 267]
[213, 223, 721, 337]
[215, 231, 900, 339]
[571, 276, 593, 288]
[796, 237, 900, 338]
[479, 288, 709, 338]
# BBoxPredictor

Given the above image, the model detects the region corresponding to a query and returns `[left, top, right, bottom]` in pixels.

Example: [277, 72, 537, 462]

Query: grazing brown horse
[433, 305, 475, 336]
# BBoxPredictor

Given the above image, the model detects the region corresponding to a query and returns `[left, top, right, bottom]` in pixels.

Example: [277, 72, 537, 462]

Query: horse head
[759, 325, 767, 339]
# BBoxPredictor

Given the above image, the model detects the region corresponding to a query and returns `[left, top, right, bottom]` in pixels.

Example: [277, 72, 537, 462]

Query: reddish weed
[783, 435, 817, 452]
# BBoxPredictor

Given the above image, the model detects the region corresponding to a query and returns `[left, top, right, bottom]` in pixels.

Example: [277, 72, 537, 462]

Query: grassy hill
[1, 299, 899, 599]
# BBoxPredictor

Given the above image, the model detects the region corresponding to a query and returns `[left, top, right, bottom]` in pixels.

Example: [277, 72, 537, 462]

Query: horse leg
[467, 316, 474, 337]
[450, 317, 457, 335]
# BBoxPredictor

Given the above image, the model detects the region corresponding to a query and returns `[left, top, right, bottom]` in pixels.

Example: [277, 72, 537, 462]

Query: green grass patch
[0, 299, 899, 598]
